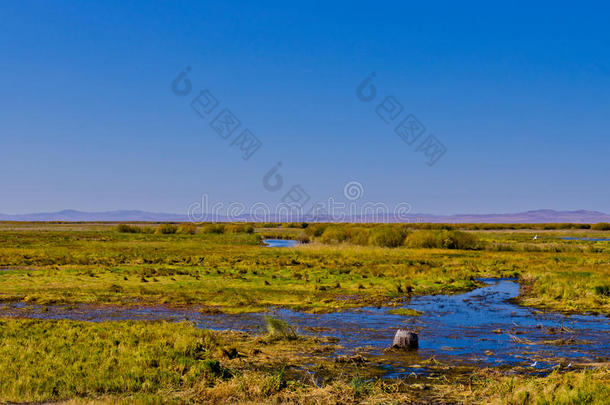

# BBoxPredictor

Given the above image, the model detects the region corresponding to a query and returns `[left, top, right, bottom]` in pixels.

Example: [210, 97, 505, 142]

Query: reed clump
[264, 316, 297, 340]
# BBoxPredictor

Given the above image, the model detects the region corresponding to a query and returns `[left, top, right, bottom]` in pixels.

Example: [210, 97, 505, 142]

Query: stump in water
[392, 329, 418, 349]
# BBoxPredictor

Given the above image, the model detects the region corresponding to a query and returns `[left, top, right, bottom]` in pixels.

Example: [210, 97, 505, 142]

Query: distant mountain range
[0, 209, 609, 223]
[0, 210, 189, 222]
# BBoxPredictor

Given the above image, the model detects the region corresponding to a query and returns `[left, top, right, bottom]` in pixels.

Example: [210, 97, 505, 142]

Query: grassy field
[0, 222, 608, 403]
[1, 318, 607, 404]
[0, 222, 607, 314]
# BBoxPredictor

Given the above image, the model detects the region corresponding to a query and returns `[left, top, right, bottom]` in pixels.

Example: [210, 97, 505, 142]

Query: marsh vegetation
[0, 221, 608, 403]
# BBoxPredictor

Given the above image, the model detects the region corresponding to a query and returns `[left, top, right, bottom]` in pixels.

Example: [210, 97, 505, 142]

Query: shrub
[116, 224, 143, 233]
[404, 230, 481, 250]
[304, 223, 328, 237]
[201, 224, 226, 234]
[295, 234, 310, 244]
[404, 230, 441, 248]
[368, 226, 409, 248]
[346, 227, 371, 245]
[225, 224, 254, 234]
[177, 223, 197, 235]
[443, 230, 481, 249]
[154, 224, 178, 235]
[281, 222, 308, 229]
[319, 226, 348, 244]
[591, 223, 610, 231]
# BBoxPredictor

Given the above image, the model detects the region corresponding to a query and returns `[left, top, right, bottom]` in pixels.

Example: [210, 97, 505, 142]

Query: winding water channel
[1, 277, 607, 375]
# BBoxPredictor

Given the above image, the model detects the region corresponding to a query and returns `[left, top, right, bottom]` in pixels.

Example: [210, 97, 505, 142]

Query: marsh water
[263, 239, 299, 247]
[1, 276, 608, 376]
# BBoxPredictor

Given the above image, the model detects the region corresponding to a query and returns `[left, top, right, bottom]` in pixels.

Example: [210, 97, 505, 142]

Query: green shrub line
[309, 224, 482, 249]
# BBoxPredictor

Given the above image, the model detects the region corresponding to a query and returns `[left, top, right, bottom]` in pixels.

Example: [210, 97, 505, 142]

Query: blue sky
[1, 1, 609, 215]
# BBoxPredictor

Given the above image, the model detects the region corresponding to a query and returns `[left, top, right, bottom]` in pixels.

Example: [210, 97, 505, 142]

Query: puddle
[1, 279, 608, 376]
[263, 239, 298, 247]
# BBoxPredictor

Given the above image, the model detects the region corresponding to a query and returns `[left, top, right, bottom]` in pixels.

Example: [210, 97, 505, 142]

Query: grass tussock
[264, 316, 297, 340]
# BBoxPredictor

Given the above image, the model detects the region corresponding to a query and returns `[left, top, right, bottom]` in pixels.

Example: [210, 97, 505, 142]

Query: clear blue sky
[1, 1, 609, 215]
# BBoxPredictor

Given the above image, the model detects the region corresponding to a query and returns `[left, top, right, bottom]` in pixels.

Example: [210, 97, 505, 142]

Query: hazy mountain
[0, 209, 609, 223]
[398, 209, 610, 224]
[0, 210, 189, 222]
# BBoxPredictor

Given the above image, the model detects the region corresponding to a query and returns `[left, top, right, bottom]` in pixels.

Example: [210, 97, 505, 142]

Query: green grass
[386, 308, 423, 316]
[2, 317, 604, 404]
[0, 223, 607, 314]
[0, 318, 421, 404]
[467, 368, 610, 404]
[0, 222, 608, 404]
[0, 319, 221, 402]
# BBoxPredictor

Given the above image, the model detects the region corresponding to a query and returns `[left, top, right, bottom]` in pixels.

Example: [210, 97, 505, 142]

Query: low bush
[404, 230, 441, 248]
[225, 224, 255, 234]
[295, 234, 310, 244]
[201, 224, 226, 234]
[116, 224, 144, 233]
[304, 223, 328, 237]
[281, 222, 308, 229]
[177, 223, 197, 235]
[368, 226, 409, 248]
[319, 226, 348, 244]
[591, 223, 610, 231]
[154, 224, 178, 235]
[346, 227, 371, 245]
[404, 230, 481, 250]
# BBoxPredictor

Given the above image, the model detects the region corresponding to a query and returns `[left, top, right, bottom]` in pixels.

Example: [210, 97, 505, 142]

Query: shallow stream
[1, 278, 607, 375]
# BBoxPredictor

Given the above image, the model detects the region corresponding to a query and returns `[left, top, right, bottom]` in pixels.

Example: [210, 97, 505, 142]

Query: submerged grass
[386, 308, 423, 316]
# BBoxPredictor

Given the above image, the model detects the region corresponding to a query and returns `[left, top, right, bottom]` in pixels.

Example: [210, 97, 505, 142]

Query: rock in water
[392, 329, 419, 349]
